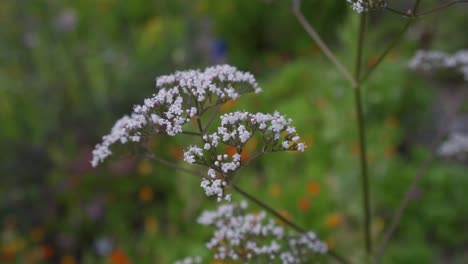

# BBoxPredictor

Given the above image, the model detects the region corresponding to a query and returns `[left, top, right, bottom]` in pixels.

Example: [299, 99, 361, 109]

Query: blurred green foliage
[0, 0, 467, 263]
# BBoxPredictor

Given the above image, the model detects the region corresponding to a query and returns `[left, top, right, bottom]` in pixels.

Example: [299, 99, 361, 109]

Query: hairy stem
[354, 13, 372, 258]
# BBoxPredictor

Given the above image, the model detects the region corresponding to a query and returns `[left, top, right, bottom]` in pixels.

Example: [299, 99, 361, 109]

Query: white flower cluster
[195, 201, 327, 263]
[183, 111, 305, 201]
[91, 65, 261, 167]
[173, 256, 202, 264]
[438, 133, 468, 160]
[409, 50, 468, 81]
[346, 0, 387, 13]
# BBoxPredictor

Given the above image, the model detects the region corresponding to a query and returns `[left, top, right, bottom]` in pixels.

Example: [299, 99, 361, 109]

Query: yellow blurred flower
[325, 237, 336, 250]
[268, 183, 283, 198]
[384, 146, 396, 159]
[137, 160, 152, 176]
[30, 227, 45, 242]
[325, 212, 344, 229]
[144, 216, 159, 235]
[139, 17, 165, 51]
[384, 116, 400, 128]
[60, 255, 77, 264]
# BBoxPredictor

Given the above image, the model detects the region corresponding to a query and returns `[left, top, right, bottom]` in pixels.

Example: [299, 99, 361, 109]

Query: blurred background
[1, 0, 467, 263]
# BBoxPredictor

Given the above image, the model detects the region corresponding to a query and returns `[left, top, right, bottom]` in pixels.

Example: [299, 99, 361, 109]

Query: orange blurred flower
[138, 186, 154, 203]
[60, 255, 77, 264]
[41, 244, 54, 260]
[220, 99, 236, 112]
[384, 146, 396, 159]
[306, 181, 320, 196]
[325, 212, 344, 229]
[0, 238, 24, 262]
[168, 146, 184, 160]
[109, 249, 132, 264]
[297, 197, 311, 212]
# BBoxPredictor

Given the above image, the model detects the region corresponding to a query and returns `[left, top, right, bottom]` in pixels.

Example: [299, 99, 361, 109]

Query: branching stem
[292, 0, 357, 87]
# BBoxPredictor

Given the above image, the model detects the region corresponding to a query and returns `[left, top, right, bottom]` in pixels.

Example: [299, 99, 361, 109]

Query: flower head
[183, 111, 306, 201]
[346, 0, 387, 13]
[91, 65, 261, 167]
[409, 50, 468, 81]
[194, 201, 327, 262]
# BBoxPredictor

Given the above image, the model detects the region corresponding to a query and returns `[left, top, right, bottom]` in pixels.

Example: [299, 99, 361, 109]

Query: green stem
[360, 20, 413, 84]
[354, 13, 372, 257]
[232, 184, 350, 264]
[417, 0, 468, 16]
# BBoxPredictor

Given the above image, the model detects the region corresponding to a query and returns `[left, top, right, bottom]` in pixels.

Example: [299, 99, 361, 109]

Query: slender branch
[292, 0, 357, 88]
[373, 152, 435, 263]
[384, 6, 412, 17]
[360, 20, 412, 84]
[182, 131, 203, 136]
[374, 88, 467, 262]
[202, 104, 221, 133]
[412, 0, 423, 13]
[354, 13, 372, 258]
[386, 0, 467, 18]
[417, 0, 468, 16]
[145, 152, 205, 179]
[145, 151, 350, 263]
[361, 0, 426, 84]
[232, 184, 350, 264]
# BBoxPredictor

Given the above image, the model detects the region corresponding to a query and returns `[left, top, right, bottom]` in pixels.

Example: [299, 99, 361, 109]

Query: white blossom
[173, 256, 202, 264]
[91, 65, 261, 167]
[438, 132, 468, 160]
[194, 201, 327, 262]
[182, 111, 306, 201]
[409, 50, 468, 81]
[346, 0, 387, 13]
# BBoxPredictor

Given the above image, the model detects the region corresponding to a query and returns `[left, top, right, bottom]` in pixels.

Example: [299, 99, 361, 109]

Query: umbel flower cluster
[91, 65, 261, 167]
[184, 111, 305, 201]
[346, 0, 387, 13]
[438, 132, 468, 160]
[176, 201, 327, 263]
[409, 50, 468, 81]
[92, 65, 305, 201]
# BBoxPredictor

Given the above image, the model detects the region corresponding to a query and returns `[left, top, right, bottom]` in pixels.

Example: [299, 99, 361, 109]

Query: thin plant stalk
[144, 152, 349, 263]
[354, 13, 372, 258]
[292, 0, 357, 87]
[192, 107, 350, 263]
[233, 184, 350, 264]
[386, 0, 468, 18]
[360, 20, 413, 84]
